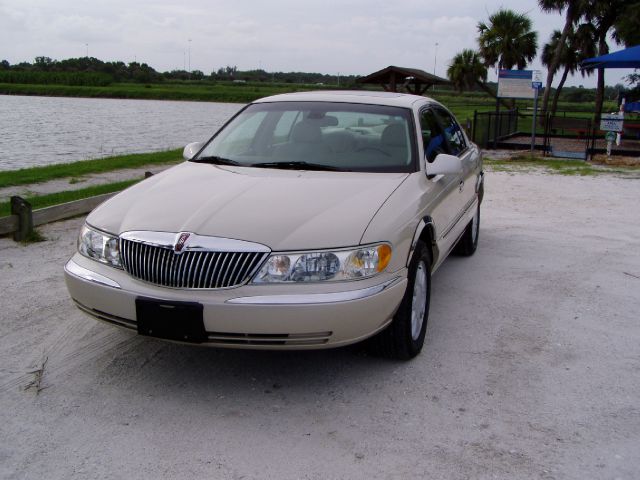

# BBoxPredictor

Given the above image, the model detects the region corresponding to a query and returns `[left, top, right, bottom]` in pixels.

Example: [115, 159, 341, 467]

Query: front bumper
[64, 253, 408, 349]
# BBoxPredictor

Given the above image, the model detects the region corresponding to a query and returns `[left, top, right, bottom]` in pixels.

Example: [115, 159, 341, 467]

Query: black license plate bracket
[136, 297, 206, 343]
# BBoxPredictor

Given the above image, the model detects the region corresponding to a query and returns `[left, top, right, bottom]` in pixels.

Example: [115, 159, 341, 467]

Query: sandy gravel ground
[0, 171, 639, 480]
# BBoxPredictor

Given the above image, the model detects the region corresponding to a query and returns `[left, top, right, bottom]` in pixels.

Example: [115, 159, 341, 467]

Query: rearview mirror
[183, 141, 204, 160]
[426, 153, 462, 176]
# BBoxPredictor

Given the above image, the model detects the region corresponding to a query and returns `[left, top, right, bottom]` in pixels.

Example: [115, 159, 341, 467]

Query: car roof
[253, 90, 435, 109]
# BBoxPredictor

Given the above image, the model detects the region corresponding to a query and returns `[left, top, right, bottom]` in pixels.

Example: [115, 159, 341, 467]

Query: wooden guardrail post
[11, 196, 33, 241]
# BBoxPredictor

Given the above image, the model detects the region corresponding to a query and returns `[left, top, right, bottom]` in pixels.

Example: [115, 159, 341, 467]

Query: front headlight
[253, 244, 392, 283]
[78, 224, 122, 268]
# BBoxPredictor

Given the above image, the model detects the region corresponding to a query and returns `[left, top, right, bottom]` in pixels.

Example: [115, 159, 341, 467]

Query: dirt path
[1, 171, 639, 479]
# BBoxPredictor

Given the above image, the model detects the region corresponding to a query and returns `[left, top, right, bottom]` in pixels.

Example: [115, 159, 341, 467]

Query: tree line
[0, 57, 358, 87]
[447, 0, 639, 120]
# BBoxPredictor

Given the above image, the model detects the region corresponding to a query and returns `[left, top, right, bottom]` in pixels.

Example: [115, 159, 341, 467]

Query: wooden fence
[1, 171, 154, 241]
[0, 193, 116, 241]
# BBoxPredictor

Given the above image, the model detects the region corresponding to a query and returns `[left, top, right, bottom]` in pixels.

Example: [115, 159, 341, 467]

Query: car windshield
[193, 101, 416, 173]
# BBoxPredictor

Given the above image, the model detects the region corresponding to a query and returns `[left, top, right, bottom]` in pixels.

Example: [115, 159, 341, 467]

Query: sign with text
[497, 70, 535, 99]
[532, 70, 543, 89]
[600, 114, 624, 132]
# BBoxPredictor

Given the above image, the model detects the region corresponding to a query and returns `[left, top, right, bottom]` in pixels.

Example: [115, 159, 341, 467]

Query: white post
[531, 87, 539, 152]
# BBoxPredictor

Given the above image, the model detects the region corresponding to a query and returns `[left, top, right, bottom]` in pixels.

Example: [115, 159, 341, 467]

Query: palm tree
[585, 0, 626, 122]
[477, 9, 538, 70]
[447, 49, 513, 110]
[447, 49, 488, 91]
[541, 24, 596, 115]
[613, 1, 640, 91]
[538, 0, 588, 115]
[613, 1, 640, 46]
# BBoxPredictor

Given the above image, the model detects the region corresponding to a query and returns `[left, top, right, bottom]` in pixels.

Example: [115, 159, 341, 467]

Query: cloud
[0, 0, 629, 87]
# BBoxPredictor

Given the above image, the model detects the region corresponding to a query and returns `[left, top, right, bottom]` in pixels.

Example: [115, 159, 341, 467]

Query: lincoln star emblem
[175, 232, 191, 253]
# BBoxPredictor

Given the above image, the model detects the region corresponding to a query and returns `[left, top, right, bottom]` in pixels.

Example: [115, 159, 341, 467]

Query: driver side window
[433, 108, 467, 156]
[420, 109, 447, 163]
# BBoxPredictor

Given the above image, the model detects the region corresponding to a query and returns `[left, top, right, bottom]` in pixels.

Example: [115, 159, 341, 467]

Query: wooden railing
[0, 193, 117, 241]
[1, 171, 154, 241]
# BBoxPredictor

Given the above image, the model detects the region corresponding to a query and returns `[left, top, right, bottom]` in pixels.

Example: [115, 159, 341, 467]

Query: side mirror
[426, 153, 463, 176]
[183, 141, 204, 160]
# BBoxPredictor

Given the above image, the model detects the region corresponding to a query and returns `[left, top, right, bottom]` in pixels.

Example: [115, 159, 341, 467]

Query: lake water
[0, 95, 243, 171]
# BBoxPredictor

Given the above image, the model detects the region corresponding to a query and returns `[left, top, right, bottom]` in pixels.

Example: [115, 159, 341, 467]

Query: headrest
[381, 123, 407, 147]
[291, 121, 323, 143]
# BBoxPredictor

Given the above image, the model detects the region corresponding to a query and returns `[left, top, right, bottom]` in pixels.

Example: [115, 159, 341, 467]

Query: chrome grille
[120, 239, 268, 289]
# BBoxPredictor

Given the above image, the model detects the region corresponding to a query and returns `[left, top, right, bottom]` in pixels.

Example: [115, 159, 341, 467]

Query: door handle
[459, 180, 464, 192]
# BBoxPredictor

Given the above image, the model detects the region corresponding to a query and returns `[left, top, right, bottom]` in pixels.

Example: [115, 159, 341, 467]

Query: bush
[0, 70, 113, 86]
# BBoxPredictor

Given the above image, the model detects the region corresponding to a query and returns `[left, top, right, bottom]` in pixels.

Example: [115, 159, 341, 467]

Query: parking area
[1, 170, 639, 480]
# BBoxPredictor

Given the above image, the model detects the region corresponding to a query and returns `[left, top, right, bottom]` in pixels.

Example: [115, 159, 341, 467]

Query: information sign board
[600, 114, 624, 132]
[497, 70, 534, 99]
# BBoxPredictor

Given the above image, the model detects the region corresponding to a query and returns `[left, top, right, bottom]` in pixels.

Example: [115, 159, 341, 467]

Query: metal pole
[472, 110, 477, 142]
[434, 42, 439, 75]
[188, 39, 192, 74]
[486, 114, 491, 148]
[531, 87, 539, 152]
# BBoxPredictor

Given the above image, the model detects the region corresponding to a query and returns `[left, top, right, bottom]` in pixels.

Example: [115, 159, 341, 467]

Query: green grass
[0, 81, 323, 103]
[0, 149, 181, 188]
[0, 81, 616, 125]
[0, 81, 493, 111]
[21, 229, 47, 244]
[0, 179, 139, 217]
[0, 71, 112, 86]
[484, 154, 636, 176]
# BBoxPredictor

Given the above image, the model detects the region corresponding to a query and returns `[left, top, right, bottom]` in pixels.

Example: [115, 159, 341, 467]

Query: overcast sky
[0, 0, 633, 88]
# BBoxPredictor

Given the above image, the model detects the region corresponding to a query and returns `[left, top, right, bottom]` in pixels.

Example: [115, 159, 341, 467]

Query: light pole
[188, 39, 192, 74]
[433, 42, 439, 76]
[85, 43, 89, 58]
[433, 42, 439, 92]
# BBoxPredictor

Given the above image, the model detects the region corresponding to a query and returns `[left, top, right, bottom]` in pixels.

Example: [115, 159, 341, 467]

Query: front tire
[367, 241, 431, 360]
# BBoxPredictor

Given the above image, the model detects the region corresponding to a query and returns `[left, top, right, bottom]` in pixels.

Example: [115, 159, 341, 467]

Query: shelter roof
[357, 65, 450, 95]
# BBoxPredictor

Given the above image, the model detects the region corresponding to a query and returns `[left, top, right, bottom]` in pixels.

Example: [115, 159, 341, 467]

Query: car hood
[87, 162, 409, 251]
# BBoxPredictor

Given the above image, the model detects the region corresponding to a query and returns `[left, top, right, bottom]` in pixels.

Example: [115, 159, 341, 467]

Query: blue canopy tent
[581, 45, 640, 114]
[581, 46, 640, 145]
[625, 101, 640, 113]
[580, 45, 640, 69]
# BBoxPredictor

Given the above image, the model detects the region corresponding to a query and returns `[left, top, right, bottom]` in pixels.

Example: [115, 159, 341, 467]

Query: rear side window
[433, 108, 467, 156]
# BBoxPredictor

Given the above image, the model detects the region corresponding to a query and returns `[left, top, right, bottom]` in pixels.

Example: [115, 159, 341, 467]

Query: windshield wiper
[195, 155, 244, 166]
[251, 161, 343, 171]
